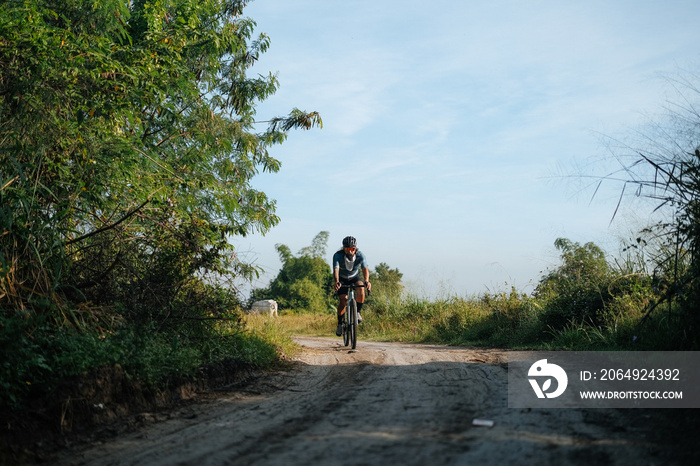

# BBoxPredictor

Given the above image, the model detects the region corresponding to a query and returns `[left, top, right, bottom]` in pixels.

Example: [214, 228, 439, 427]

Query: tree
[0, 0, 322, 323]
[252, 231, 333, 313]
[534, 238, 610, 329]
[538, 238, 609, 287]
[372, 262, 404, 297]
[298, 231, 329, 259]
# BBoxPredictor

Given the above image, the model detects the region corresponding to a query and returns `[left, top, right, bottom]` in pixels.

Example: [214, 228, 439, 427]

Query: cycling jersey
[332, 249, 367, 280]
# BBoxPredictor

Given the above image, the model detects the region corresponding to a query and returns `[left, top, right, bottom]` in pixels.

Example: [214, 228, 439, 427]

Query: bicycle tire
[349, 299, 357, 349]
[342, 310, 350, 346]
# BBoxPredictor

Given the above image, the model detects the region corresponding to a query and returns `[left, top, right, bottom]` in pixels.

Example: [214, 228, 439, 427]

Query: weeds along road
[59, 337, 692, 465]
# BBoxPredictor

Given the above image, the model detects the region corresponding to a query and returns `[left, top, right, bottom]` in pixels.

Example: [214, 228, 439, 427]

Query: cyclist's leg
[337, 293, 347, 316]
[337, 279, 351, 317]
[354, 280, 365, 323]
[355, 280, 365, 303]
[336, 282, 350, 336]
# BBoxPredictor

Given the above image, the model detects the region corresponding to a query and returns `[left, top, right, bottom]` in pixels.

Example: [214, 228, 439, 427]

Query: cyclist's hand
[366, 281, 372, 293]
[334, 281, 341, 291]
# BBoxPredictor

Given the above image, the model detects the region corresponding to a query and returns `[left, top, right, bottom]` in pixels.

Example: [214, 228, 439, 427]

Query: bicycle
[340, 283, 367, 350]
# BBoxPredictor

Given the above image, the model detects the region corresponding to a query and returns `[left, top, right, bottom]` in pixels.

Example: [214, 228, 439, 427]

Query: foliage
[0, 314, 290, 409]
[534, 238, 611, 329]
[251, 231, 334, 313]
[275, 236, 683, 350]
[596, 68, 700, 340]
[367, 262, 403, 308]
[0, 1, 321, 409]
[241, 313, 300, 360]
[0, 0, 321, 317]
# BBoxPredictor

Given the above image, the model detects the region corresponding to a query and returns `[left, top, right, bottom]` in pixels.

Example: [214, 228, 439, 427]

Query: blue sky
[234, 0, 700, 298]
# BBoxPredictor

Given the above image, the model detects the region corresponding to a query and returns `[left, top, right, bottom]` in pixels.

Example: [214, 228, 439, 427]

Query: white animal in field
[250, 299, 278, 316]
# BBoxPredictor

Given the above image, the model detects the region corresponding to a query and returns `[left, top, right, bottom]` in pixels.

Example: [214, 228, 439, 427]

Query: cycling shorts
[337, 277, 364, 296]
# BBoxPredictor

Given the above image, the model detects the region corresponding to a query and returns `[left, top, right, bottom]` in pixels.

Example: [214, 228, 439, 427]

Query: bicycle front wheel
[343, 310, 350, 346]
[349, 299, 357, 349]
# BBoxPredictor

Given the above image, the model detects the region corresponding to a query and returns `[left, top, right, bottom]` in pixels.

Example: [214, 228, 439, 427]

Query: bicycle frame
[342, 283, 365, 350]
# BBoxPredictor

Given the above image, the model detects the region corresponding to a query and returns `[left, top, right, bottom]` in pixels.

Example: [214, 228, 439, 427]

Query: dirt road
[57, 337, 696, 465]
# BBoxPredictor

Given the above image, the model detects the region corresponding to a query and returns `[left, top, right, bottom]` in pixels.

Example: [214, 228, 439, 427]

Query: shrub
[534, 238, 610, 329]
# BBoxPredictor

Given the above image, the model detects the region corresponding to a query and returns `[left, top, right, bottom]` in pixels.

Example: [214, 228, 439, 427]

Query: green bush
[534, 238, 610, 329]
[0, 314, 53, 408]
[0, 298, 294, 410]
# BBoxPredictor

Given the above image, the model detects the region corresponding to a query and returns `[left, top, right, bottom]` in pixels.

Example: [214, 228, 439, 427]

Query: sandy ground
[55, 337, 697, 465]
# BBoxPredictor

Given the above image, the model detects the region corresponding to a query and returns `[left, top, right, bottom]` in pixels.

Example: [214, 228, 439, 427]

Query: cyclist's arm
[332, 252, 341, 290]
[362, 267, 371, 291]
[333, 266, 341, 290]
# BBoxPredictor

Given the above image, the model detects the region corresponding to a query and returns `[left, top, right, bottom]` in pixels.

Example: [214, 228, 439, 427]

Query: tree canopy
[253, 231, 333, 313]
[0, 0, 321, 321]
[371, 262, 404, 296]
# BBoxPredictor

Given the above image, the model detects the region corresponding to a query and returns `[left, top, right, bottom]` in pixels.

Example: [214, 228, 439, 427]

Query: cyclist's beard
[344, 253, 355, 260]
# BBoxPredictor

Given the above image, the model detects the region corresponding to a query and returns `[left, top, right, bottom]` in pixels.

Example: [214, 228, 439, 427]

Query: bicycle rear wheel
[349, 299, 357, 349]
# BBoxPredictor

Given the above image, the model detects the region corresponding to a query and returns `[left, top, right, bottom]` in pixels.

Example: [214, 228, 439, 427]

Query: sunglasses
[344, 247, 356, 252]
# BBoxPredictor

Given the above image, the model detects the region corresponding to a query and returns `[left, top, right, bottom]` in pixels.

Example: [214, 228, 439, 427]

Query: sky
[233, 0, 700, 298]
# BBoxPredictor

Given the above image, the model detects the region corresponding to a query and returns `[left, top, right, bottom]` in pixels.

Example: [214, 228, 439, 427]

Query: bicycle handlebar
[336, 282, 371, 294]
[345, 283, 370, 294]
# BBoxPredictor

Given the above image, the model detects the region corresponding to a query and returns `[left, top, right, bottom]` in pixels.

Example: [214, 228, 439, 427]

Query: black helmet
[342, 236, 357, 248]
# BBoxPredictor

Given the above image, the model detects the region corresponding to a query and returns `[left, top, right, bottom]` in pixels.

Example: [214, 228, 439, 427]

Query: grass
[3, 283, 691, 411]
[242, 314, 303, 359]
[246, 288, 695, 352]
[246, 313, 336, 338]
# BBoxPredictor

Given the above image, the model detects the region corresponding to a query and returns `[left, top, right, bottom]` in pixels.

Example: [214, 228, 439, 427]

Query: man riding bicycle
[333, 236, 371, 337]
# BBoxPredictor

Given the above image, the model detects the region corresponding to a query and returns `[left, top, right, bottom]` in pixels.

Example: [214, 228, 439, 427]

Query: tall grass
[358, 288, 550, 348]
[252, 237, 697, 352]
[271, 281, 692, 351]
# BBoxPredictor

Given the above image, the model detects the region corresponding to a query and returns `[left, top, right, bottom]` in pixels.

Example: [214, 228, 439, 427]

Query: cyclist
[333, 236, 371, 336]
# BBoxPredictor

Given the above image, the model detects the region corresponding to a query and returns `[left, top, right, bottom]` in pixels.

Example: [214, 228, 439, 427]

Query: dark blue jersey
[332, 250, 368, 280]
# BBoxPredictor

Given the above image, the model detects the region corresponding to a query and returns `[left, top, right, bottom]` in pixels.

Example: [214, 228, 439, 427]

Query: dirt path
[57, 337, 696, 465]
